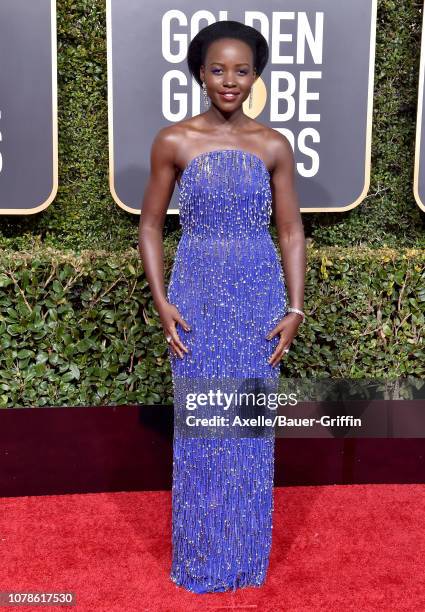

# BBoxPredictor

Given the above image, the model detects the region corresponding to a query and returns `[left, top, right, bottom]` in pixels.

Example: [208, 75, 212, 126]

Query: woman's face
[200, 38, 257, 110]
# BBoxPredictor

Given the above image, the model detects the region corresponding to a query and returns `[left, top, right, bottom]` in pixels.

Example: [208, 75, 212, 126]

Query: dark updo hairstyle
[187, 20, 269, 88]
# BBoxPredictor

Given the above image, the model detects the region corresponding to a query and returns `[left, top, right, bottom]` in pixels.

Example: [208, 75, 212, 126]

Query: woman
[139, 20, 306, 593]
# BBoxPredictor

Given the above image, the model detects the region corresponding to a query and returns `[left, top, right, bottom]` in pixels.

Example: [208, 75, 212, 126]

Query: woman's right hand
[157, 301, 191, 358]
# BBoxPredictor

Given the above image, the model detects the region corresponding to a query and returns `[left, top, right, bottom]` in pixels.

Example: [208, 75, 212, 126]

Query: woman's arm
[138, 129, 190, 358]
[270, 134, 306, 313]
[266, 133, 306, 366]
[138, 128, 177, 309]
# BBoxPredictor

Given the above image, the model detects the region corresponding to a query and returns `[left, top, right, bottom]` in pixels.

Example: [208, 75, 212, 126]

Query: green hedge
[0, 0, 424, 250]
[0, 246, 423, 408]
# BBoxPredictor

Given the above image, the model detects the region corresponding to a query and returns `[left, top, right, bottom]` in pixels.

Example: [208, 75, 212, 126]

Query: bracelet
[287, 307, 305, 324]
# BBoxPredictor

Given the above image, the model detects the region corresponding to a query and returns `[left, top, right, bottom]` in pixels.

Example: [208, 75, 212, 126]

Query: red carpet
[1, 485, 424, 611]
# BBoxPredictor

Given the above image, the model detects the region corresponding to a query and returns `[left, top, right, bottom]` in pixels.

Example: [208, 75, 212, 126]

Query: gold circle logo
[243, 77, 267, 118]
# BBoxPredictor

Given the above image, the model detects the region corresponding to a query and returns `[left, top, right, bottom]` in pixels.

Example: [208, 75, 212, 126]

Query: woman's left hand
[265, 312, 303, 367]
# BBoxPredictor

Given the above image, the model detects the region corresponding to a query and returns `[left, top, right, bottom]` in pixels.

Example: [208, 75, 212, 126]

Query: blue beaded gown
[167, 148, 287, 593]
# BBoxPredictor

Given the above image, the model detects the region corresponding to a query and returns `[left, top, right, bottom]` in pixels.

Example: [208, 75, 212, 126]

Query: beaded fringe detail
[167, 150, 287, 594]
[170, 437, 275, 594]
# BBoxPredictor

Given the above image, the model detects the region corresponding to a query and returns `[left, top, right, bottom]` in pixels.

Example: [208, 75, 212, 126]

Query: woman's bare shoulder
[152, 116, 204, 150]
[248, 120, 287, 146]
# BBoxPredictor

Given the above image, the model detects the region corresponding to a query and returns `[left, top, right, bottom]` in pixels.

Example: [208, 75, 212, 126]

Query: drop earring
[248, 86, 253, 109]
[202, 81, 210, 108]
